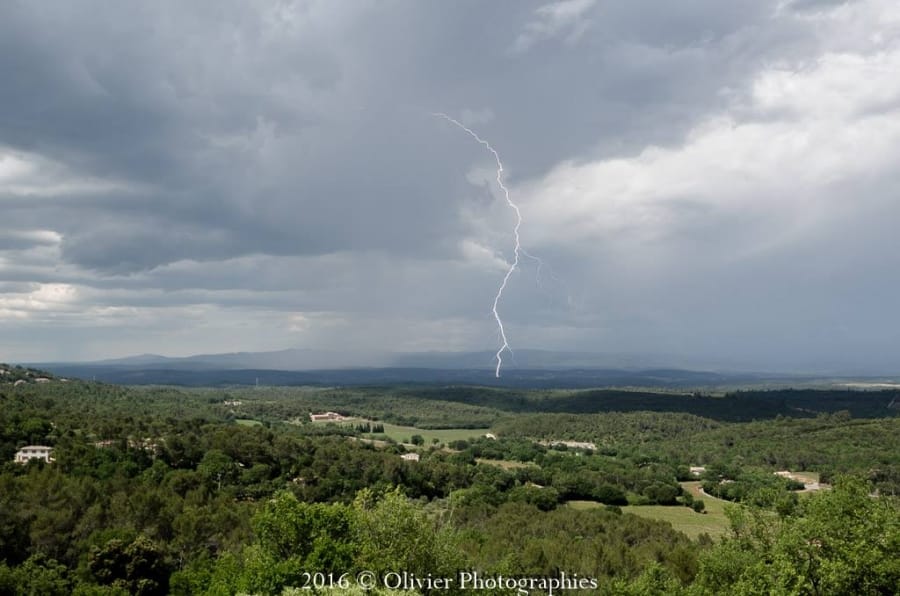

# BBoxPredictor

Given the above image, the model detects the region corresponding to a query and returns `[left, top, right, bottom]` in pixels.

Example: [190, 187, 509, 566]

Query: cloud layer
[1, 0, 899, 372]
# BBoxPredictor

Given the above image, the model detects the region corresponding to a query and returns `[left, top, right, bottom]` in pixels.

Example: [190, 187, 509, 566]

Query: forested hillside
[0, 381, 897, 594]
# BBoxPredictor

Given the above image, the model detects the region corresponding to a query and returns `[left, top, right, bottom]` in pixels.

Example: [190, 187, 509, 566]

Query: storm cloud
[1, 0, 899, 372]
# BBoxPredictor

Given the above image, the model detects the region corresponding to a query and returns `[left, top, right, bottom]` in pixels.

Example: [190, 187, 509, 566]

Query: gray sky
[1, 0, 899, 372]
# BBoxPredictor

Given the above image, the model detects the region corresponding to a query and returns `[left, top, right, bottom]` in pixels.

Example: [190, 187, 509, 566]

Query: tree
[0, 554, 71, 596]
[197, 450, 237, 490]
[209, 490, 359, 594]
[353, 487, 465, 589]
[608, 562, 686, 596]
[694, 476, 900, 594]
[594, 483, 628, 506]
[643, 482, 679, 505]
[87, 535, 171, 596]
[507, 485, 560, 511]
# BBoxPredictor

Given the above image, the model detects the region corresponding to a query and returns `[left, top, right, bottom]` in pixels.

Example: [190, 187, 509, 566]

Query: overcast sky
[1, 0, 899, 372]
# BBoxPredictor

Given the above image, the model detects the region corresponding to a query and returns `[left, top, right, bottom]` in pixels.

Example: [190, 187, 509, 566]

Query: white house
[14, 445, 53, 464]
[309, 412, 345, 422]
[400, 453, 420, 462]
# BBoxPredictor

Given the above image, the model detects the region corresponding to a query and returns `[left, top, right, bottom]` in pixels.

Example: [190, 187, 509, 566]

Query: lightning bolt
[434, 112, 522, 378]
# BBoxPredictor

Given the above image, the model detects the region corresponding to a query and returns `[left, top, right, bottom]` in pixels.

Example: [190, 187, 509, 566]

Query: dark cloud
[1, 0, 898, 371]
[1, 0, 799, 273]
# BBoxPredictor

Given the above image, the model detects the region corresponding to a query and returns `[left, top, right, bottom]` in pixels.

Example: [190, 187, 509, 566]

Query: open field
[568, 481, 732, 540]
[308, 417, 490, 444]
[369, 422, 490, 444]
[235, 418, 263, 426]
[681, 481, 730, 516]
[566, 500, 608, 511]
[621, 504, 730, 540]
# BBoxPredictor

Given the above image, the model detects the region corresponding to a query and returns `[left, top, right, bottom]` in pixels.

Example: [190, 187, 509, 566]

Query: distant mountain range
[25, 347, 900, 389]
[52, 348, 729, 372]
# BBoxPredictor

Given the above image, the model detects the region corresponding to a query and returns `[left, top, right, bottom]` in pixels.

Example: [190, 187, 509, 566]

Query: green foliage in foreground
[209, 487, 460, 594]
[125, 480, 900, 595]
[691, 476, 900, 595]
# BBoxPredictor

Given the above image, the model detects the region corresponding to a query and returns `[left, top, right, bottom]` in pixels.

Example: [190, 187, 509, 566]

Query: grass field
[308, 417, 490, 445]
[235, 418, 263, 426]
[369, 422, 490, 444]
[621, 504, 730, 540]
[631, 480, 731, 539]
[568, 481, 732, 540]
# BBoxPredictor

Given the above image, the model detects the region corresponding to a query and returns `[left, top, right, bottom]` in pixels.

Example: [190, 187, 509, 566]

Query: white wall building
[14, 445, 53, 464]
[309, 411, 345, 422]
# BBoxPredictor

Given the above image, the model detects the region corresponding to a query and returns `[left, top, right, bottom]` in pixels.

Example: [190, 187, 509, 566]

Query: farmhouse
[14, 445, 53, 464]
[400, 453, 420, 462]
[309, 411, 345, 422]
